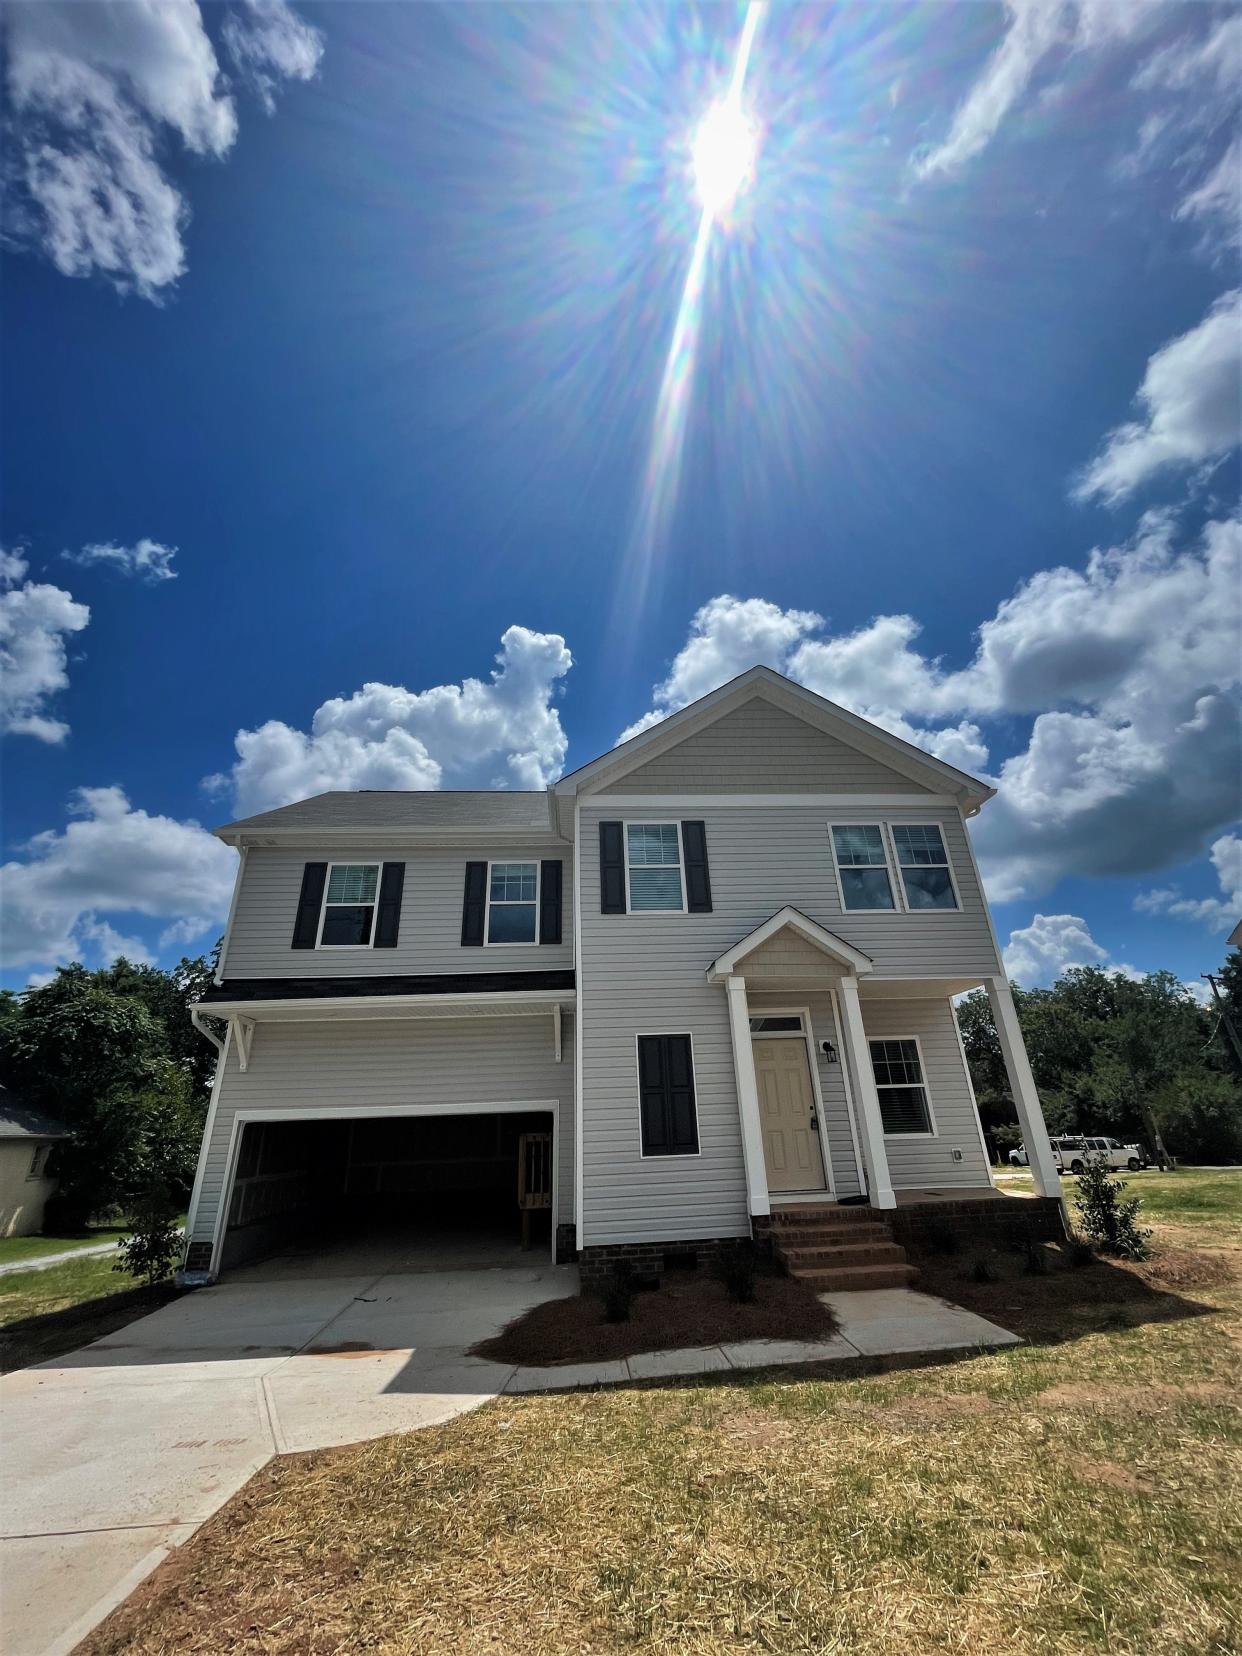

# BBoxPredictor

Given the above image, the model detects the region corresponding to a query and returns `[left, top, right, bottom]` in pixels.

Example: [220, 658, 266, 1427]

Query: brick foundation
[554, 1223, 577, 1264]
[888, 1195, 1066, 1250]
[577, 1235, 750, 1288]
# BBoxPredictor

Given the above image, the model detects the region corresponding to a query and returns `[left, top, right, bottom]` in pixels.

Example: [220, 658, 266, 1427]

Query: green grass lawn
[998, 1166, 1242, 1242]
[84, 1168, 1242, 1656]
[0, 1223, 128, 1268]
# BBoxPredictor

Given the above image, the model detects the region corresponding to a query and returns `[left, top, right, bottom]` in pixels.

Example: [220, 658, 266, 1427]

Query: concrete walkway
[0, 1269, 1016, 1656]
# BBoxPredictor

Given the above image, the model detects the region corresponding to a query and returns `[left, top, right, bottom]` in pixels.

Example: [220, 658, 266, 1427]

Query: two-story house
[183, 668, 1065, 1288]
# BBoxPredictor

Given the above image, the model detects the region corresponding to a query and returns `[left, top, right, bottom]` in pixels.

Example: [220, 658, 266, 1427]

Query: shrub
[971, 1257, 995, 1284]
[1074, 1159, 1152, 1260]
[115, 1178, 182, 1287]
[1023, 1240, 1048, 1276]
[1067, 1234, 1096, 1268]
[600, 1265, 635, 1323]
[717, 1245, 757, 1304]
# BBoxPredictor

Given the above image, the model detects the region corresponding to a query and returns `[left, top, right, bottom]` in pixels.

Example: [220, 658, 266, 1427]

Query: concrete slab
[505, 1359, 630, 1392]
[626, 1345, 728, 1379]
[719, 1335, 858, 1368]
[823, 1287, 1021, 1356]
[0, 1524, 196, 1656]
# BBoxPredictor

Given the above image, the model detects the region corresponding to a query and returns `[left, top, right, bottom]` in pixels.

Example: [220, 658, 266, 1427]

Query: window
[831, 825, 895, 911]
[749, 1016, 804, 1034]
[891, 824, 958, 910]
[627, 823, 685, 912]
[318, 863, 379, 946]
[869, 1038, 934, 1134]
[637, 1034, 699, 1155]
[487, 862, 538, 943]
[26, 1145, 49, 1181]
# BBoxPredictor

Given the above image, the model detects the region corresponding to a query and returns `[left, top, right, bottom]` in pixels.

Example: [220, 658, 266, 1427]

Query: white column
[724, 974, 770, 1218]
[986, 975, 1062, 1203]
[837, 976, 895, 1210]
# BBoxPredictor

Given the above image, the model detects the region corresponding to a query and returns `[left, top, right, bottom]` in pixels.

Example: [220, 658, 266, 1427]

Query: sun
[691, 96, 758, 220]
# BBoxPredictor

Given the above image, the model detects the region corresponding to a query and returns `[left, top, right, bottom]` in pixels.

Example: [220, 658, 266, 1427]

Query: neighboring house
[0, 1087, 71, 1238]
[183, 668, 1065, 1287]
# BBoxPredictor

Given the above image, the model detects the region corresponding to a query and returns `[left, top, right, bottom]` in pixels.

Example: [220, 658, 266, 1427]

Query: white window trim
[886, 822, 962, 915]
[828, 823, 899, 915]
[26, 1144, 49, 1181]
[746, 1003, 836, 1197]
[316, 861, 381, 950]
[827, 822, 962, 916]
[634, 1029, 701, 1159]
[623, 820, 688, 917]
[869, 1031, 939, 1138]
[483, 859, 541, 947]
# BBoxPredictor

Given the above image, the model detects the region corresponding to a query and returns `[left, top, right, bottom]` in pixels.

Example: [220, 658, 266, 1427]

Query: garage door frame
[209, 1097, 562, 1277]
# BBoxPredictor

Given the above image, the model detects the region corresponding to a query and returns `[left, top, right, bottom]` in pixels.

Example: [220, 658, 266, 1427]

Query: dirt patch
[868, 1392, 999, 1430]
[472, 1271, 837, 1365]
[1039, 1380, 1239, 1414]
[1081, 1460, 1151, 1494]
[1133, 1246, 1234, 1291]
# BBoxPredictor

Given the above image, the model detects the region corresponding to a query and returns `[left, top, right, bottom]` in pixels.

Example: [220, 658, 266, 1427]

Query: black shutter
[599, 821, 626, 914]
[539, 859, 563, 945]
[374, 862, 405, 948]
[637, 1034, 699, 1156]
[461, 861, 487, 946]
[681, 821, 712, 913]
[291, 862, 327, 949]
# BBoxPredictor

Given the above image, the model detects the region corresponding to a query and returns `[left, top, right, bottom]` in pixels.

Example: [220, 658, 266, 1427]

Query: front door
[753, 1037, 827, 1193]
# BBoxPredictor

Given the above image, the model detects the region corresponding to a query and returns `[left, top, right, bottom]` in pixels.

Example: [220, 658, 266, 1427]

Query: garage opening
[219, 1110, 555, 1274]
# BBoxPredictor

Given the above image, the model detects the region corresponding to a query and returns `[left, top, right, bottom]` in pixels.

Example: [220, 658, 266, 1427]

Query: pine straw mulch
[79, 1226, 1242, 1656]
[471, 1270, 838, 1365]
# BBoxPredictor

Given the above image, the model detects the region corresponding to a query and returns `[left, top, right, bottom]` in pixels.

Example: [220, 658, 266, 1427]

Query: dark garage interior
[219, 1110, 555, 1273]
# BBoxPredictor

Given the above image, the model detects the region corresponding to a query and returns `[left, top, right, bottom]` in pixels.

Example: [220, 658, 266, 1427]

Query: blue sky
[2, 0, 1239, 993]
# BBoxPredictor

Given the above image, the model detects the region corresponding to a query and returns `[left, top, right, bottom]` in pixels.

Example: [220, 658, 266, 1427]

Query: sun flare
[692, 96, 758, 219]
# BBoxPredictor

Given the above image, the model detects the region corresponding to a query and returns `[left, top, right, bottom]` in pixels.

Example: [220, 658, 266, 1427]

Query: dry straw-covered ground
[85, 1170, 1242, 1656]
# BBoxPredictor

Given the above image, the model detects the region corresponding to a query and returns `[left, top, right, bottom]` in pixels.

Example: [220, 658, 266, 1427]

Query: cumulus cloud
[1135, 832, 1242, 931]
[0, 548, 90, 742]
[1074, 291, 1242, 505]
[214, 625, 574, 816]
[618, 510, 1241, 901]
[0, 785, 237, 971]
[1003, 912, 1109, 985]
[222, 0, 323, 114]
[64, 538, 177, 582]
[1, 0, 322, 298]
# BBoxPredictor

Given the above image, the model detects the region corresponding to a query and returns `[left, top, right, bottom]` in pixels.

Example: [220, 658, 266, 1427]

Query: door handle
[809, 1113, 819, 1130]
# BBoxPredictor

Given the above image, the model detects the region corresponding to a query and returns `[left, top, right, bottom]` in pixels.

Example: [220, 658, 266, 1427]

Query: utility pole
[1203, 973, 1242, 1068]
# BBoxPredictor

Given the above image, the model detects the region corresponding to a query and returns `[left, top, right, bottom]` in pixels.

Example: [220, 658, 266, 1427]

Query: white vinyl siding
[860, 999, 991, 1188]
[187, 1014, 575, 1251]
[599, 700, 937, 794]
[225, 843, 573, 977]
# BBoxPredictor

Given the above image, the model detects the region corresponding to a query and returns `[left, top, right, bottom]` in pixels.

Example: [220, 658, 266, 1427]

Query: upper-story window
[318, 863, 379, 946]
[891, 824, 958, 911]
[830, 825, 895, 911]
[627, 823, 685, 912]
[486, 862, 538, 944]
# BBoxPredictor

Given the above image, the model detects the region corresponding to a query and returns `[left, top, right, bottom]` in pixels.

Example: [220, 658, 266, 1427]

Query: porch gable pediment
[706, 907, 873, 983]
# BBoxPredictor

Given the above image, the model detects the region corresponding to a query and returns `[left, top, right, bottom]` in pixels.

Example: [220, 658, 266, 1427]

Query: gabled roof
[215, 790, 556, 843]
[554, 666, 994, 812]
[706, 907, 874, 983]
[0, 1085, 71, 1141]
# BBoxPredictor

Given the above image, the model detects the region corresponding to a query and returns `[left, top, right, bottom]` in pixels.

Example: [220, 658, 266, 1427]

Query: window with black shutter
[637, 1034, 699, 1156]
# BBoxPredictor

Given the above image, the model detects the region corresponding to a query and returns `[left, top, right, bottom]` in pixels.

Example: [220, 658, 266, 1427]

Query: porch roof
[705, 906, 874, 984]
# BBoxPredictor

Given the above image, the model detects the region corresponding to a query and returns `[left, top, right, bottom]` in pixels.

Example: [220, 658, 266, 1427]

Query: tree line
[958, 950, 1242, 1166]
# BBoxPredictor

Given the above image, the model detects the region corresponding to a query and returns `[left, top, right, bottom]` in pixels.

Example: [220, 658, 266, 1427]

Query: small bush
[1067, 1234, 1096, 1268]
[115, 1178, 182, 1287]
[717, 1245, 757, 1304]
[1074, 1160, 1152, 1260]
[600, 1265, 635, 1323]
[1023, 1240, 1048, 1276]
[971, 1257, 995, 1284]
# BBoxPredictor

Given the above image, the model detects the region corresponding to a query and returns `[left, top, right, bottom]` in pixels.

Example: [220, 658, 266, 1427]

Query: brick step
[768, 1206, 880, 1228]
[795, 1262, 919, 1292]
[779, 1241, 908, 1270]
[773, 1221, 893, 1245]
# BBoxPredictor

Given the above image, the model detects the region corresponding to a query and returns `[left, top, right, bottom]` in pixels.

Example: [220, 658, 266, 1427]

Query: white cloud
[215, 625, 574, 816]
[0, 549, 90, 742]
[1174, 137, 1241, 249]
[1, 0, 321, 298]
[222, 0, 323, 114]
[1135, 832, 1242, 931]
[64, 538, 177, 582]
[0, 785, 236, 971]
[76, 916, 155, 968]
[158, 914, 214, 950]
[619, 510, 1241, 902]
[1002, 912, 1109, 985]
[1074, 291, 1242, 505]
[1133, 12, 1242, 95]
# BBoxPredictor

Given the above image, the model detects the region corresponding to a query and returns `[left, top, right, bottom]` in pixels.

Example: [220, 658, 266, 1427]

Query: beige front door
[753, 1037, 827, 1193]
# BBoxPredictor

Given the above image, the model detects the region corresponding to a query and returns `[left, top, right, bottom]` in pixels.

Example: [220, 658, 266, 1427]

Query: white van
[1009, 1135, 1148, 1173]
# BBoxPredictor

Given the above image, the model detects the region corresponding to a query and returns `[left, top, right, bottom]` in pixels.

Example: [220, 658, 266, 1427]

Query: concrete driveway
[0, 1258, 577, 1656]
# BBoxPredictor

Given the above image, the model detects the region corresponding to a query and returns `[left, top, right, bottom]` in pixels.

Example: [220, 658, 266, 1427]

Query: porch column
[724, 974, 770, 1217]
[986, 975, 1063, 1204]
[837, 976, 896, 1210]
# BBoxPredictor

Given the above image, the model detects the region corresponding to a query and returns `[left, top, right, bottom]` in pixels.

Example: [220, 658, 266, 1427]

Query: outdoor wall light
[821, 1041, 839, 1064]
